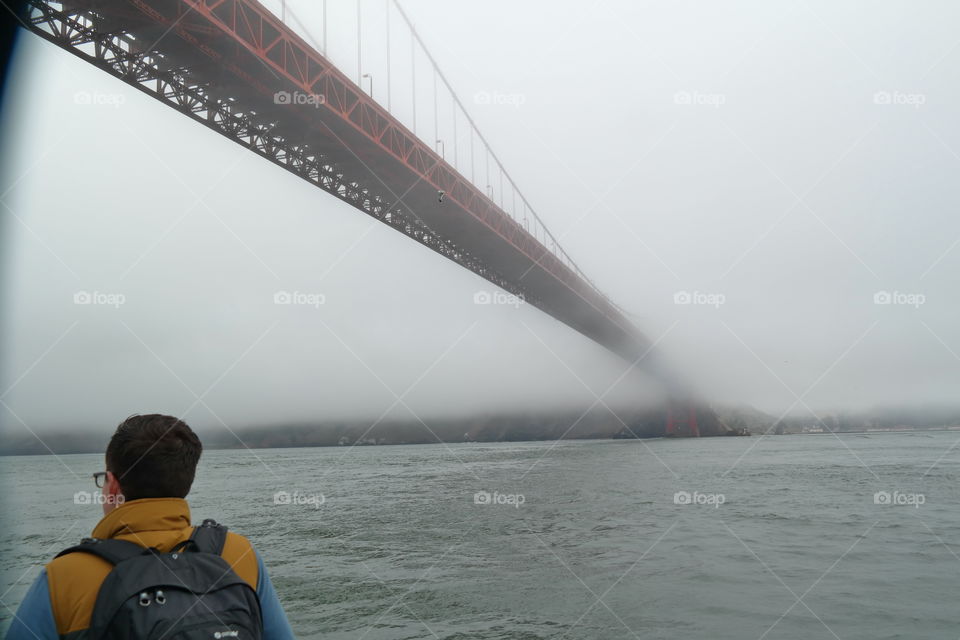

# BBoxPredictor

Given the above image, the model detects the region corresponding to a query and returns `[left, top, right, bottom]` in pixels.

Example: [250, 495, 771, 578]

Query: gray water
[1, 432, 958, 639]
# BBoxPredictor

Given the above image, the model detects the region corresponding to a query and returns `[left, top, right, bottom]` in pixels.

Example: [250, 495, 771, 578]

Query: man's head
[102, 414, 202, 514]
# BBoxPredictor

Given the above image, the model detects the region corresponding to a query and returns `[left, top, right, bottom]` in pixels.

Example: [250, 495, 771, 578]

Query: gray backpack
[56, 519, 262, 639]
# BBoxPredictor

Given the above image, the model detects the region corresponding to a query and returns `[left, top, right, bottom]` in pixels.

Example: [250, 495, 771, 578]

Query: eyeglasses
[93, 471, 107, 488]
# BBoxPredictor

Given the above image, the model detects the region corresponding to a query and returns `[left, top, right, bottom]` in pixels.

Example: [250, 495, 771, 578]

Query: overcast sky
[2, 0, 960, 435]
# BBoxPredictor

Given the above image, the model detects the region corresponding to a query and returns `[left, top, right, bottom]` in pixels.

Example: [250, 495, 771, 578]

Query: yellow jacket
[45, 498, 259, 637]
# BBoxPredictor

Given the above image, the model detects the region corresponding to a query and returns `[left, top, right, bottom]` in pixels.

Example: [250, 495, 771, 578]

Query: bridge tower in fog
[666, 406, 700, 438]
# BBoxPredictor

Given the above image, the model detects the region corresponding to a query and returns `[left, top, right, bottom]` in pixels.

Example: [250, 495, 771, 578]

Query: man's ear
[105, 471, 123, 497]
[102, 471, 125, 514]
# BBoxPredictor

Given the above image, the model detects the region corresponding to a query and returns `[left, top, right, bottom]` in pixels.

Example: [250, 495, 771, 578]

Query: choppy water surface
[2, 432, 958, 638]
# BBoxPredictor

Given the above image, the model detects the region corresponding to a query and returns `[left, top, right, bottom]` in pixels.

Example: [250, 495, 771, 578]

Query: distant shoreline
[2, 423, 959, 456]
[794, 426, 960, 435]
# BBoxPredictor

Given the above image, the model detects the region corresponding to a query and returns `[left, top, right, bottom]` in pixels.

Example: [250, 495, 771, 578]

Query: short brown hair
[106, 414, 202, 501]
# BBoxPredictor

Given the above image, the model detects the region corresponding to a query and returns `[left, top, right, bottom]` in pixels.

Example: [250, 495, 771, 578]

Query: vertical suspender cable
[499, 168, 503, 209]
[411, 32, 416, 135]
[357, 0, 362, 83]
[486, 153, 490, 198]
[386, 0, 391, 112]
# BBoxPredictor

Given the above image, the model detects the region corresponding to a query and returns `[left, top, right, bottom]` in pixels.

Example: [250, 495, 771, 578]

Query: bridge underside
[20, 0, 716, 435]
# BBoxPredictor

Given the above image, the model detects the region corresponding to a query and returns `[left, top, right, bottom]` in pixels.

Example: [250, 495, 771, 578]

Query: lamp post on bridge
[362, 73, 373, 100]
[436, 139, 444, 160]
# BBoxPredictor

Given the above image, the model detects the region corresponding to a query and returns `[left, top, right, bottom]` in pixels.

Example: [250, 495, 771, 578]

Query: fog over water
[2, 1, 960, 435]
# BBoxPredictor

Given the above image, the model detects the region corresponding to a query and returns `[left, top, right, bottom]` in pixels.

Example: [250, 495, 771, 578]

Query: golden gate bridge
[20, 0, 714, 437]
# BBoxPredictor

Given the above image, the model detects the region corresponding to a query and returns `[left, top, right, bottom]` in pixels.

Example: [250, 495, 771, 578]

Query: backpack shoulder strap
[184, 518, 228, 555]
[55, 537, 150, 565]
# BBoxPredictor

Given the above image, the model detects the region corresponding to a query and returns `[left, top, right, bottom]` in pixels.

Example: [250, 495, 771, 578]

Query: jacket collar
[91, 497, 192, 539]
